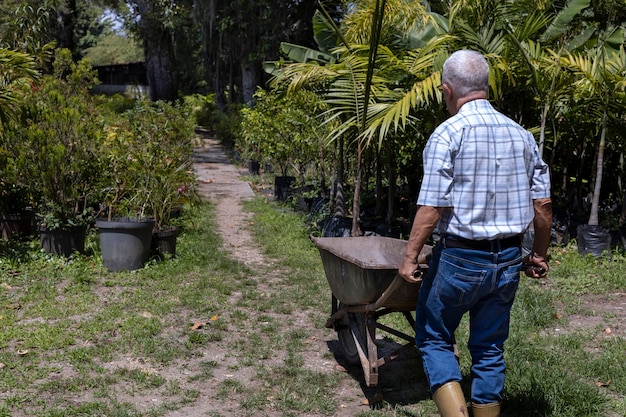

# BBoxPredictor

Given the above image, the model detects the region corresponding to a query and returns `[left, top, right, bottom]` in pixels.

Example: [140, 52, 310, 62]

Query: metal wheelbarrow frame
[311, 235, 431, 387]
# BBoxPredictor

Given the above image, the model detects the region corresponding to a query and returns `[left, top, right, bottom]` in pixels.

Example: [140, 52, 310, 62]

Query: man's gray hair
[442, 50, 489, 98]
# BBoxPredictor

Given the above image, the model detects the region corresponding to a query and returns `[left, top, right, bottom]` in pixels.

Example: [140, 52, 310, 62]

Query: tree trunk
[196, 0, 226, 109]
[333, 137, 346, 217]
[588, 110, 608, 226]
[539, 102, 549, 158]
[351, 142, 363, 236]
[375, 149, 384, 217]
[318, 133, 327, 197]
[144, 39, 177, 101]
[135, 0, 177, 101]
[241, 60, 257, 107]
[55, 0, 77, 55]
[386, 148, 396, 226]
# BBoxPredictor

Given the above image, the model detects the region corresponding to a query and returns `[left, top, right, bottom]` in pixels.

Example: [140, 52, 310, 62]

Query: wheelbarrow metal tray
[312, 236, 421, 309]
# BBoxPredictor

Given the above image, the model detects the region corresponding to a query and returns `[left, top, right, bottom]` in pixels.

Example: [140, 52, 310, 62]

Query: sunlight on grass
[0, 198, 624, 416]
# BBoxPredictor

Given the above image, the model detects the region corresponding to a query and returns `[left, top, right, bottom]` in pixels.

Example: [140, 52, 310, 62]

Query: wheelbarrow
[311, 235, 432, 387]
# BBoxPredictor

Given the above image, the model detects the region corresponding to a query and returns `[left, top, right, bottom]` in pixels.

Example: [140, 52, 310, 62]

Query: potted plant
[239, 89, 325, 201]
[96, 112, 154, 272]
[0, 49, 38, 241]
[146, 162, 199, 258]
[97, 100, 196, 268]
[136, 101, 197, 258]
[2, 50, 101, 255]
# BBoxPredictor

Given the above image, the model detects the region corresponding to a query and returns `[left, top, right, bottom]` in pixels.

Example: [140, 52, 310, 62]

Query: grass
[0, 196, 625, 417]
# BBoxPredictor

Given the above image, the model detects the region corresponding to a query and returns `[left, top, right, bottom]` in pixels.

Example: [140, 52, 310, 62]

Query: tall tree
[193, 0, 322, 107]
[273, 0, 445, 235]
[128, 0, 177, 101]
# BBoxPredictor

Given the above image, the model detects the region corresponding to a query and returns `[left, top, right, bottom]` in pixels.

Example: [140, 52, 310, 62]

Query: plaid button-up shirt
[417, 99, 551, 240]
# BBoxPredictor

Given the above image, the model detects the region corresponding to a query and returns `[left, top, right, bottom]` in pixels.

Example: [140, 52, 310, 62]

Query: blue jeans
[415, 241, 522, 404]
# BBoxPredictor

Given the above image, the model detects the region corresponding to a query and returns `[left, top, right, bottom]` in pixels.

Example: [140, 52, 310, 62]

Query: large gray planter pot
[96, 218, 155, 272]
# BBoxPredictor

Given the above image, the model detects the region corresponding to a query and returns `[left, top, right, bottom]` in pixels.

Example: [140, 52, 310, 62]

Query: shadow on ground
[327, 338, 431, 406]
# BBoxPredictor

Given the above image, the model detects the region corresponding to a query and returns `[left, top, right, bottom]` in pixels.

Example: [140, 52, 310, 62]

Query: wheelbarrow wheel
[337, 303, 367, 365]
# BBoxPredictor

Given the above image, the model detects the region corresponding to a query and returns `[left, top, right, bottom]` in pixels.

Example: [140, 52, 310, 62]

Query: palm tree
[0, 48, 38, 130]
[273, 0, 448, 235]
[561, 41, 626, 229]
[501, 0, 592, 157]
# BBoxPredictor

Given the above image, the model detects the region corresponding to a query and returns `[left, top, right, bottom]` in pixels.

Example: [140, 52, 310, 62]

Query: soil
[175, 136, 626, 416]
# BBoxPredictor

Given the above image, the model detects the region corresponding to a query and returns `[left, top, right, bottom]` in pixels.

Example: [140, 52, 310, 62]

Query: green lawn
[0, 198, 624, 417]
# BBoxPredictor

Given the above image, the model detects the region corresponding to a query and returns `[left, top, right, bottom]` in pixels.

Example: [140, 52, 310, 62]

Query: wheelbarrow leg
[349, 314, 379, 387]
[365, 318, 379, 387]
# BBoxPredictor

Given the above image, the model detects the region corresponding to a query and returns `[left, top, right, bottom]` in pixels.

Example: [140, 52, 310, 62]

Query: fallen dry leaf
[190, 322, 206, 330]
[333, 364, 347, 372]
[210, 315, 219, 321]
[595, 379, 611, 387]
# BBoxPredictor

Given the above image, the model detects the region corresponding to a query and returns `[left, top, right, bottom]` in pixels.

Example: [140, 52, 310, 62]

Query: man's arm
[399, 205, 443, 283]
[524, 197, 552, 278]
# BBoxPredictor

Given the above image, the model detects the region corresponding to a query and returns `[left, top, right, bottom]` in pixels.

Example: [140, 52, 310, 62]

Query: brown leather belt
[443, 235, 521, 251]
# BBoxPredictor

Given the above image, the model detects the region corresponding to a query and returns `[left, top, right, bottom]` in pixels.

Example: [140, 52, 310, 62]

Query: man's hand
[399, 257, 423, 283]
[398, 205, 443, 284]
[523, 252, 549, 278]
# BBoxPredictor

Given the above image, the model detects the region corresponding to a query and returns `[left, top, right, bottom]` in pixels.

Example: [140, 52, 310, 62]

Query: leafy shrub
[1, 49, 103, 229]
[99, 99, 198, 229]
[238, 88, 332, 181]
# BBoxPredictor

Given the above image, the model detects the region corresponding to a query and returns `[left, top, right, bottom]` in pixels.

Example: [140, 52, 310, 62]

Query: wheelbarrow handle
[521, 264, 547, 277]
[412, 251, 431, 279]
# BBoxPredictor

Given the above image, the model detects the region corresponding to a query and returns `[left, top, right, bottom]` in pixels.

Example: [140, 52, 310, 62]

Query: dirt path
[188, 136, 390, 417]
[193, 137, 268, 268]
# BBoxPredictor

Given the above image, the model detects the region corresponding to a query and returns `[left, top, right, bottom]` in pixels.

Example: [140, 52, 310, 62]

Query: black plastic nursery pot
[577, 224, 611, 257]
[151, 226, 179, 259]
[274, 176, 295, 201]
[96, 217, 155, 272]
[39, 224, 87, 257]
[248, 159, 260, 175]
[0, 211, 34, 240]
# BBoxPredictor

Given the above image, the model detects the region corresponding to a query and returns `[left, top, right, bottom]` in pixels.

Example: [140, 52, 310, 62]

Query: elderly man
[399, 50, 552, 417]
